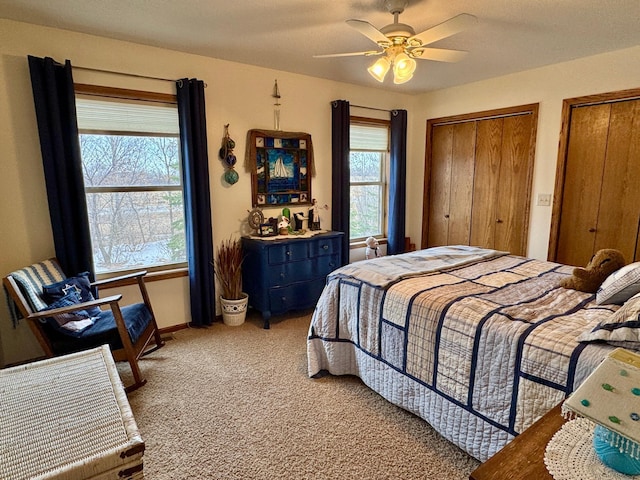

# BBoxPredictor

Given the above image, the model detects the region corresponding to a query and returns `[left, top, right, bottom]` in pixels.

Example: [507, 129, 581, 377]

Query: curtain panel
[28, 55, 94, 277]
[388, 109, 407, 255]
[331, 99, 350, 265]
[176, 78, 216, 327]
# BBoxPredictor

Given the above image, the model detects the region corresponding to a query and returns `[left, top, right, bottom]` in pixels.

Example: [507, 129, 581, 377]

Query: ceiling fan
[314, 0, 477, 84]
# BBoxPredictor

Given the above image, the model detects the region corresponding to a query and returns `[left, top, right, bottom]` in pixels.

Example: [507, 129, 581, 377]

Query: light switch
[537, 193, 552, 206]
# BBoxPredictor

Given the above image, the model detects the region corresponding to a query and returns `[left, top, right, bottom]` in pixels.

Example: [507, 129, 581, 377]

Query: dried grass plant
[214, 237, 244, 300]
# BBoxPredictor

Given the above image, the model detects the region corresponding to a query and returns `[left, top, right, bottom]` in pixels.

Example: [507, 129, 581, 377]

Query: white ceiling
[1, 0, 640, 95]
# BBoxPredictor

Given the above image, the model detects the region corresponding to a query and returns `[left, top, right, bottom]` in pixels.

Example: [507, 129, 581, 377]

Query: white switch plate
[537, 193, 552, 206]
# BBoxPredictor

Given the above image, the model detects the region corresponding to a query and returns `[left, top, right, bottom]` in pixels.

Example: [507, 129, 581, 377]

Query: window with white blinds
[349, 120, 389, 241]
[75, 90, 186, 275]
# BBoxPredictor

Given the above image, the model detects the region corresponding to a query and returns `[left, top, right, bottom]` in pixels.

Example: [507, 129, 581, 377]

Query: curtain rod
[350, 104, 391, 113]
[73, 65, 207, 87]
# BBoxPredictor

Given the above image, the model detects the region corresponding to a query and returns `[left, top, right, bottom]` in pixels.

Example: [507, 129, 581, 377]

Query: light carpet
[125, 311, 480, 479]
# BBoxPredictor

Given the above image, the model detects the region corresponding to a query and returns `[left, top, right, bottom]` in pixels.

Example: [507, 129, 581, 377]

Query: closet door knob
[496, 219, 503, 224]
[589, 228, 596, 233]
[444, 214, 450, 219]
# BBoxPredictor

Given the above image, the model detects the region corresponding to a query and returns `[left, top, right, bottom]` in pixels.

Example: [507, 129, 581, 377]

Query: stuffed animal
[559, 249, 626, 293]
[365, 236, 380, 260]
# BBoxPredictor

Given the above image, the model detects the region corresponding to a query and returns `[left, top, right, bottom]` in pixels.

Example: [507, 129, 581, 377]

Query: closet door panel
[428, 125, 454, 246]
[470, 118, 503, 249]
[595, 100, 640, 262]
[494, 114, 534, 255]
[556, 104, 610, 266]
[447, 122, 476, 245]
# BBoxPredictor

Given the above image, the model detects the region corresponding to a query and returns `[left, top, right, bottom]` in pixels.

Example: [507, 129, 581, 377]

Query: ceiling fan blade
[313, 50, 383, 58]
[408, 13, 477, 47]
[346, 19, 391, 46]
[411, 47, 468, 63]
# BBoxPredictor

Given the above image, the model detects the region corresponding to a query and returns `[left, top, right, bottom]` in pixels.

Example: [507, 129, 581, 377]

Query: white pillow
[580, 292, 640, 346]
[596, 262, 640, 305]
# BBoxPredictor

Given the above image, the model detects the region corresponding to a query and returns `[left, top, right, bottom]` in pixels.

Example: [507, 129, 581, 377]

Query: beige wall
[2, 18, 639, 366]
[0, 19, 412, 365]
[406, 45, 640, 260]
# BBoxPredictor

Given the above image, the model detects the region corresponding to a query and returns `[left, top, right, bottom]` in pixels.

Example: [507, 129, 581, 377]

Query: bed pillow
[42, 272, 101, 317]
[596, 262, 640, 305]
[579, 292, 640, 347]
[44, 291, 95, 335]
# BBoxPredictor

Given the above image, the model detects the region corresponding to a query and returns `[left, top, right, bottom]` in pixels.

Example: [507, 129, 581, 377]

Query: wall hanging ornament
[272, 79, 281, 131]
[219, 124, 239, 185]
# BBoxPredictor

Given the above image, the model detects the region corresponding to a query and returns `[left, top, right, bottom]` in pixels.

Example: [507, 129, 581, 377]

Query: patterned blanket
[307, 247, 618, 461]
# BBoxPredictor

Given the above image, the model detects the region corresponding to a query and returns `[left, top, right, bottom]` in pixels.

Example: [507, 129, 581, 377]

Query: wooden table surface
[469, 403, 566, 480]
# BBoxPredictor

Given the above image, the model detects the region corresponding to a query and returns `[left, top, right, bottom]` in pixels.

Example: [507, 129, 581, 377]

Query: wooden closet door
[447, 122, 476, 245]
[556, 104, 610, 266]
[494, 113, 534, 255]
[470, 118, 503, 249]
[595, 99, 640, 263]
[428, 125, 454, 246]
[427, 123, 475, 246]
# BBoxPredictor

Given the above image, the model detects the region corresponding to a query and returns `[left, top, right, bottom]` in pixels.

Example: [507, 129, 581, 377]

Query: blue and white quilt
[307, 246, 618, 461]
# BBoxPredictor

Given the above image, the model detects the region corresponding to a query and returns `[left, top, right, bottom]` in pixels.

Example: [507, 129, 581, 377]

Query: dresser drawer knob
[322, 244, 329, 250]
[280, 273, 285, 279]
[286, 250, 291, 256]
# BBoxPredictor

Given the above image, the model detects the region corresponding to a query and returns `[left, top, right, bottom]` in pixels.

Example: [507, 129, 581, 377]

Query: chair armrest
[29, 294, 123, 320]
[92, 271, 147, 288]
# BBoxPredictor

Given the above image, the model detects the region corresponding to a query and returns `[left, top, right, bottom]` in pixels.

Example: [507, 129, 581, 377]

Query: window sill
[350, 238, 387, 249]
[96, 267, 188, 288]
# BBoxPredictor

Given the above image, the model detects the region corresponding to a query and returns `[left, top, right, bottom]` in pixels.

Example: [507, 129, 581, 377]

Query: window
[75, 86, 186, 275]
[349, 119, 389, 241]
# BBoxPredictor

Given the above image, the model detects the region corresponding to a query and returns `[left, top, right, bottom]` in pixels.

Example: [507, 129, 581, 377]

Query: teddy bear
[559, 248, 626, 293]
[365, 236, 380, 260]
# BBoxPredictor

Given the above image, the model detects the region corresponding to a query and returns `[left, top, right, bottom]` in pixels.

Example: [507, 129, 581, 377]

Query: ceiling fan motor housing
[384, 0, 409, 15]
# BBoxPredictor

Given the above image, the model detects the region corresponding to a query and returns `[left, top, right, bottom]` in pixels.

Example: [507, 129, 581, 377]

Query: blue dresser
[241, 231, 344, 328]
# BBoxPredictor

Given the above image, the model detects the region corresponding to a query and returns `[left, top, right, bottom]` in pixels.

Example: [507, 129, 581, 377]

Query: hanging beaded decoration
[219, 124, 239, 185]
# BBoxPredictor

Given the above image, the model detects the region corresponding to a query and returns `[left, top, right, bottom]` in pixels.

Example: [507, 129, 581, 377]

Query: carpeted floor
[125, 310, 480, 479]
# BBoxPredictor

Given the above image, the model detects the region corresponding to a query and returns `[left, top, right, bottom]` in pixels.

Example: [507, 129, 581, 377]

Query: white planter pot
[220, 292, 249, 326]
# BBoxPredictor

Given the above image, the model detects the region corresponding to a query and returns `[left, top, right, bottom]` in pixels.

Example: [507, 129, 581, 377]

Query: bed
[307, 245, 640, 461]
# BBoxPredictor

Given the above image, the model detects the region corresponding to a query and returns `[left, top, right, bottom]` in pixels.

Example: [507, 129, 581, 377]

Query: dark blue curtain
[388, 109, 407, 255]
[177, 78, 215, 327]
[28, 55, 93, 277]
[331, 100, 350, 265]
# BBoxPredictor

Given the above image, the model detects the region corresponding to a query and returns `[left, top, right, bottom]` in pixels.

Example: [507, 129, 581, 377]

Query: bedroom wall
[407, 45, 640, 260]
[0, 18, 413, 366]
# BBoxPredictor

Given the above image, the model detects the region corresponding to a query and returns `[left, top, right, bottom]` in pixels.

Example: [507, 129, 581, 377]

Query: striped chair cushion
[9, 260, 66, 313]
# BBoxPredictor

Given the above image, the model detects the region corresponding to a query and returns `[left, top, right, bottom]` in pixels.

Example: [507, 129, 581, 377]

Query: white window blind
[350, 124, 388, 151]
[76, 97, 179, 134]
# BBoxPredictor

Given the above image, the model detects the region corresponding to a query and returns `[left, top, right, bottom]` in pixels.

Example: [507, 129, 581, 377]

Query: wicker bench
[0, 345, 144, 479]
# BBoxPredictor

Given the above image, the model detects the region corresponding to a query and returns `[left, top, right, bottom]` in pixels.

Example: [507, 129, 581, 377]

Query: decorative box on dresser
[241, 231, 344, 329]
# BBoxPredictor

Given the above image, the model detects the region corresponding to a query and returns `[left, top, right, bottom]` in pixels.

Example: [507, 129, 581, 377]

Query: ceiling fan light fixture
[393, 53, 416, 77]
[393, 71, 413, 84]
[368, 56, 391, 82]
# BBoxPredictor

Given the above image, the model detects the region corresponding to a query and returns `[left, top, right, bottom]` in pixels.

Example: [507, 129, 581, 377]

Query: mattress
[0, 345, 144, 479]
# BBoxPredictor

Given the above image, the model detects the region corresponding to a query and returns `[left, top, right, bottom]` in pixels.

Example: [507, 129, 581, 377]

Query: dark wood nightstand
[470, 403, 566, 480]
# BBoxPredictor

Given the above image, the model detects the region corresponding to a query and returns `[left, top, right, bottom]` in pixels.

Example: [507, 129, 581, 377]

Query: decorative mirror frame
[245, 129, 315, 207]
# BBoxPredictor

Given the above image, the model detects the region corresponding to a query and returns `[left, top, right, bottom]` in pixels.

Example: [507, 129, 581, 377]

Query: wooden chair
[3, 259, 164, 392]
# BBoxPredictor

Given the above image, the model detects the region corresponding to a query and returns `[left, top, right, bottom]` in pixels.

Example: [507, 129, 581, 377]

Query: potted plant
[214, 237, 248, 326]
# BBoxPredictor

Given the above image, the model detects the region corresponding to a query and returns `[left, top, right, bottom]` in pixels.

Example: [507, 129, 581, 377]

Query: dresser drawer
[267, 242, 308, 264]
[267, 262, 314, 287]
[317, 254, 340, 276]
[309, 236, 341, 257]
[268, 278, 327, 313]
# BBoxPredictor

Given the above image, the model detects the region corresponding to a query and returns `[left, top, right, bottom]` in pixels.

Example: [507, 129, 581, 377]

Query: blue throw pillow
[42, 272, 101, 317]
[44, 291, 96, 335]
